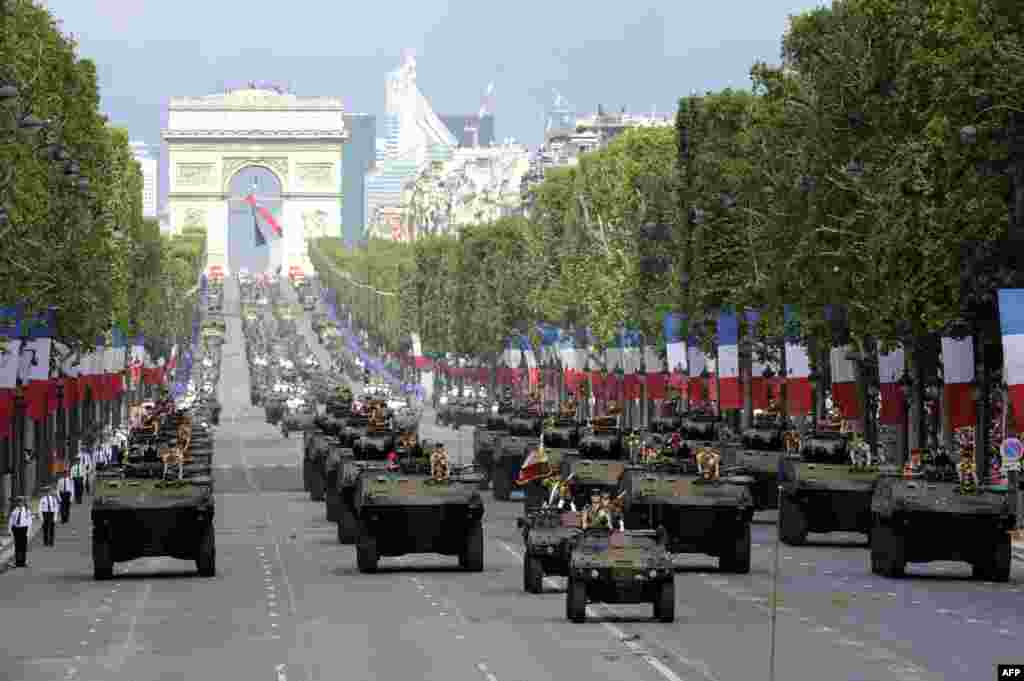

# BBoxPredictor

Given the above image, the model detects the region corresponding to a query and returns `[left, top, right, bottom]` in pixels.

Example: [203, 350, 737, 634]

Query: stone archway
[226, 165, 282, 274]
[163, 87, 349, 276]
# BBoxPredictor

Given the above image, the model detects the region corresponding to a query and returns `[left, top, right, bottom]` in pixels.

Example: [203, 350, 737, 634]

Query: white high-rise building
[130, 141, 158, 219]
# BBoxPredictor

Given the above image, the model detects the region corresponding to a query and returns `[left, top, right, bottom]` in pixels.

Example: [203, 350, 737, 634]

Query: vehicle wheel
[302, 459, 312, 491]
[93, 539, 113, 580]
[492, 468, 512, 501]
[337, 506, 359, 545]
[310, 469, 325, 501]
[720, 523, 751, 574]
[524, 554, 544, 593]
[196, 526, 216, 577]
[779, 495, 808, 546]
[460, 521, 484, 572]
[972, 532, 1011, 582]
[356, 527, 378, 573]
[566, 577, 587, 622]
[654, 580, 675, 623]
[872, 520, 905, 578]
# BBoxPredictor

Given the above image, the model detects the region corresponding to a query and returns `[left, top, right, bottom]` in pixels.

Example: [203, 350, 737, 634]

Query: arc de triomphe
[162, 88, 348, 274]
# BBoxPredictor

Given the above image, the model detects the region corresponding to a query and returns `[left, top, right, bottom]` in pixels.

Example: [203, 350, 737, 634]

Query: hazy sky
[38, 0, 824, 210]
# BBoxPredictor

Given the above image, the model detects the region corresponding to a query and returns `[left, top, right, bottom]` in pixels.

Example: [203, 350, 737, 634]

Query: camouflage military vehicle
[619, 462, 754, 572]
[350, 460, 485, 572]
[565, 528, 675, 623]
[778, 431, 879, 545]
[340, 414, 371, 448]
[491, 412, 544, 501]
[648, 414, 682, 434]
[354, 417, 400, 459]
[472, 409, 512, 490]
[728, 415, 789, 510]
[577, 416, 624, 459]
[677, 411, 719, 457]
[435, 395, 460, 427]
[520, 428, 582, 512]
[304, 431, 340, 501]
[517, 508, 582, 593]
[870, 474, 1015, 581]
[92, 418, 215, 579]
[559, 455, 628, 509]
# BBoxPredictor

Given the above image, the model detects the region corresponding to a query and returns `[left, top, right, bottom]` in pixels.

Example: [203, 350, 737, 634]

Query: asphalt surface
[1, 278, 1022, 681]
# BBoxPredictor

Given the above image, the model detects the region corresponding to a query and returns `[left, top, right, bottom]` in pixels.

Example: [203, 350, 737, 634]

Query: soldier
[600, 491, 626, 531]
[581, 492, 604, 529]
[37, 487, 59, 546]
[7, 497, 32, 567]
[430, 444, 450, 481]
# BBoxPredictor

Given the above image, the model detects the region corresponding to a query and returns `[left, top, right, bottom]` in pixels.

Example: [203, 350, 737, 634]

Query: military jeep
[619, 463, 754, 572]
[565, 528, 675, 623]
[517, 508, 582, 593]
[870, 473, 1015, 581]
[351, 461, 486, 572]
[778, 431, 880, 545]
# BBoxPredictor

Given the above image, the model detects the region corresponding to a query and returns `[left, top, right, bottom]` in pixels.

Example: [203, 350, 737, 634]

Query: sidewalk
[0, 492, 91, 573]
[1013, 530, 1024, 563]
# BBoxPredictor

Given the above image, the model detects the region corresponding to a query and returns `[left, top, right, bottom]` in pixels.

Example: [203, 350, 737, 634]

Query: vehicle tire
[972, 532, 1011, 583]
[310, 468, 325, 502]
[492, 468, 512, 501]
[872, 520, 905, 578]
[524, 554, 544, 593]
[337, 506, 359, 545]
[196, 526, 216, 577]
[356, 527, 378, 573]
[302, 458, 312, 491]
[720, 522, 752, 574]
[460, 521, 484, 572]
[654, 580, 675, 623]
[93, 539, 113, 580]
[779, 495, 808, 546]
[566, 577, 587, 622]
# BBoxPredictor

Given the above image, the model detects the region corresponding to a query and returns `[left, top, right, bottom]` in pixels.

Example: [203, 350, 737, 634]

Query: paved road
[1, 277, 1022, 681]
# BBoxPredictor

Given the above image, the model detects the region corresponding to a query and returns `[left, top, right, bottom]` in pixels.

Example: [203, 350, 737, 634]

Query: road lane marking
[267, 510, 299, 616]
[111, 582, 152, 672]
[498, 540, 697, 681]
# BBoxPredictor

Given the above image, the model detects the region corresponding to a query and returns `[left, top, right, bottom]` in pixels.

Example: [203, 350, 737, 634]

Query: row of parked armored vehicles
[91, 337, 223, 580]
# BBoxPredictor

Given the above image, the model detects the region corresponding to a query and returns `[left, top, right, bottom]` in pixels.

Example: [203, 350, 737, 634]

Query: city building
[130, 140, 158, 219]
[398, 141, 531, 239]
[519, 94, 674, 215]
[439, 114, 495, 148]
[364, 51, 459, 239]
[342, 113, 377, 247]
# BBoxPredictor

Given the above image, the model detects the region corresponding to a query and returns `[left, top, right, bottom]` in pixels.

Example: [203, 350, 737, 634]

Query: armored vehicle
[517, 508, 582, 592]
[304, 431, 338, 500]
[472, 409, 512, 490]
[648, 414, 682, 434]
[729, 415, 789, 510]
[449, 399, 487, 429]
[871, 473, 1015, 581]
[341, 414, 371, 448]
[349, 459, 485, 572]
[354, 417, 400, 459]
[677, 411, 719, 457]
[577, 416, 625, 459]
[778, 431, 879, 545]
[559, 455, 629, 508]
[435, 395, 460, 427]
[565, 528, 675, 623]
[491, 413, 544, 500]
[92, 417, 215, 579]
[619, 462, 754, 572]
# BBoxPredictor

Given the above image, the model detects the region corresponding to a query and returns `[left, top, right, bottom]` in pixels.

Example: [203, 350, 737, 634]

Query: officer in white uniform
[38, 488, 58, 546]
[7, 497, 32, 567]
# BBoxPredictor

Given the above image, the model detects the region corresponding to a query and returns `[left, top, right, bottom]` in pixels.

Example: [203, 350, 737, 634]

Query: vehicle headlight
[590, 569, 599, 578]
[649, 569, 657, 578]
[547, 545, 554, 554]
[491, 405, 499, 413]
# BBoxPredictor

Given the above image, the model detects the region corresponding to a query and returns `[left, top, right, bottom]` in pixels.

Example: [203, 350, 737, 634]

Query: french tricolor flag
[688, 334, 709, 403]
[744, 309, 770, 409]
[878, 347, 906, 425]
[998, 289, 1024, 431]
[717, 309, 741, 409]
[663, 313, 687, 375]
[941, 335, 976, 430]
[830, 346, 861, 418]
[784, 305, 813, 415]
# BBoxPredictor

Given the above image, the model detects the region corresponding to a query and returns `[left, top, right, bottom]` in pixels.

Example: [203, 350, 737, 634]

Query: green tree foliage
[0, 0, 203, 356]
[312, 0, 1022, 368]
